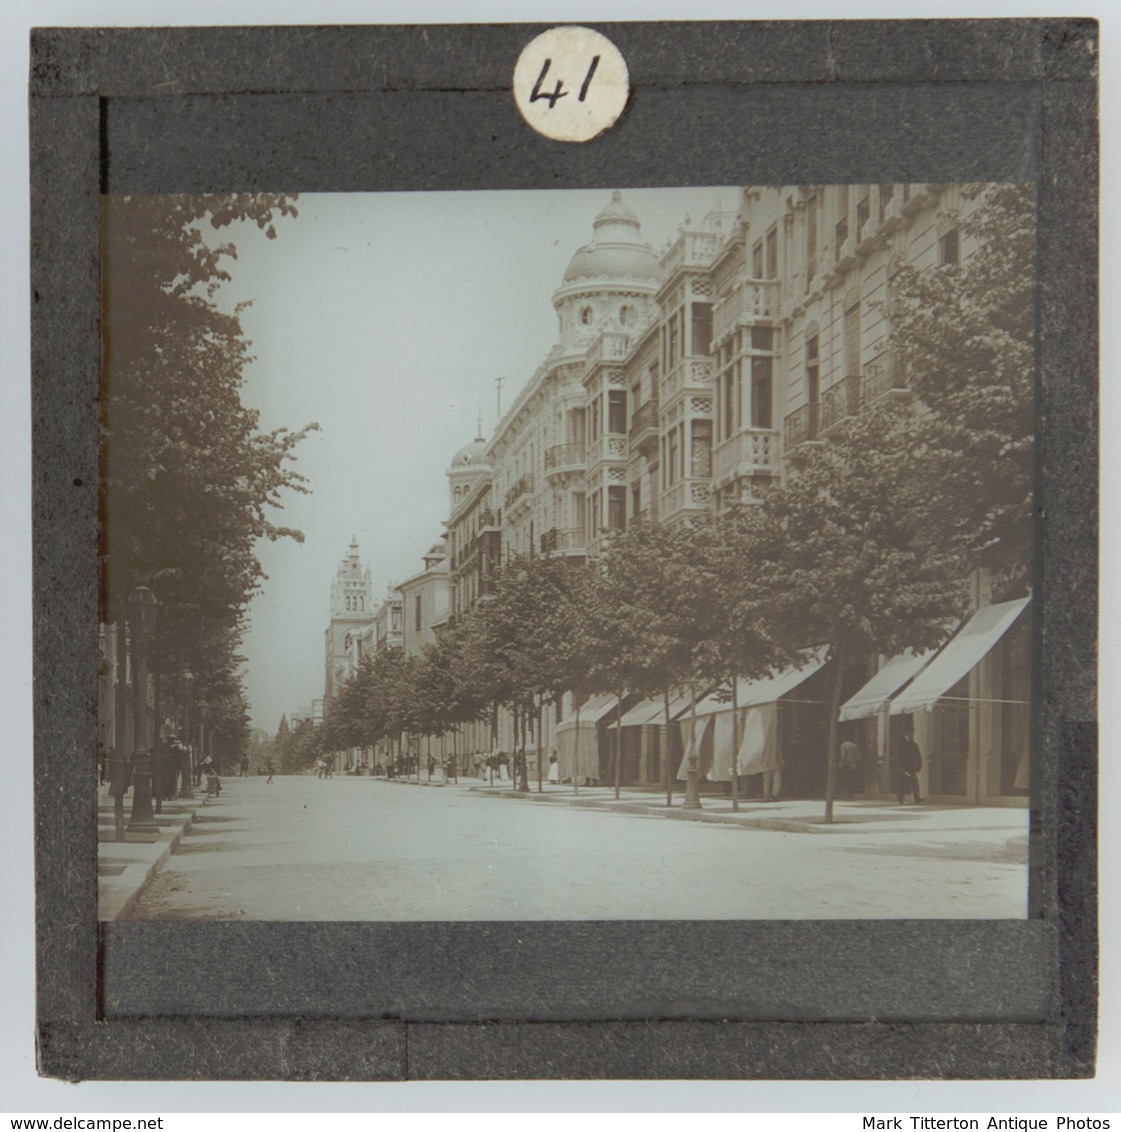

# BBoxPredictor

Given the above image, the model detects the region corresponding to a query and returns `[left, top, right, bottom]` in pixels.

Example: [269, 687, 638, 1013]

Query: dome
[449, 436, 487, 469]
[561, 191, 660, 285]
[593, 190, 640, 229]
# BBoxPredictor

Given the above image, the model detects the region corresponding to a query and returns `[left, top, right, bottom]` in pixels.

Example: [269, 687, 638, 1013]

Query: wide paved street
[126, 775, 1028, 921]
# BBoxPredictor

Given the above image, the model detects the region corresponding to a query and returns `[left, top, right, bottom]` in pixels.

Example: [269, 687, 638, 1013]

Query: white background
[3, 0, 1116, 1117]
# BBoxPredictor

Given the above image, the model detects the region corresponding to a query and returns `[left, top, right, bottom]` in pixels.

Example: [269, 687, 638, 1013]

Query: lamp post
[126, 585, 160, 836]
[179, 670, 195, 798]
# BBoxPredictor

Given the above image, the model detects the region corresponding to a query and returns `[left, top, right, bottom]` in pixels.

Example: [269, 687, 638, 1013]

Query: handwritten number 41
[530, 56, 601, 109]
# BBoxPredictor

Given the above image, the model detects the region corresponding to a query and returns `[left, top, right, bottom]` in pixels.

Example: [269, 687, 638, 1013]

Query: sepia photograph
[97, 181, 1036, 924]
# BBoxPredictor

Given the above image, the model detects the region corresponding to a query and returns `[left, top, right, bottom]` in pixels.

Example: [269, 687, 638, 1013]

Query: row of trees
[102, 194, 315, 763]
[318, 182, 1034, 821]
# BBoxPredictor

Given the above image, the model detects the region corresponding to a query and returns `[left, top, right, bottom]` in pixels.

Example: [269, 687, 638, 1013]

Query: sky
[214, 188, 736, 732]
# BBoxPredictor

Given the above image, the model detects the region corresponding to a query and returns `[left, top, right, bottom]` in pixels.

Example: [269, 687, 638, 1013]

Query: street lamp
[126, 585, 160, 837]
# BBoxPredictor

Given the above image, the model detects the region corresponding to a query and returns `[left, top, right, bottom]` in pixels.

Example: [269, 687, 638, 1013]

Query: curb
[97, 804, 199, 921]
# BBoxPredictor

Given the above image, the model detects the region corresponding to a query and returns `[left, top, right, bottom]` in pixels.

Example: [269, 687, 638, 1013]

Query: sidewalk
[387, 775, 1030, 859]
[97, 789, 211, 920]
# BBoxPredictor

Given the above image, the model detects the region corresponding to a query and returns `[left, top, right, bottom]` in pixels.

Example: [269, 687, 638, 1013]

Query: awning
[557, 692, 618, 729]
[693, 646, 830, 717]
[890, 597, 1031, 715]
[838, 647, 940, 722]
[607, 691, 694, 729]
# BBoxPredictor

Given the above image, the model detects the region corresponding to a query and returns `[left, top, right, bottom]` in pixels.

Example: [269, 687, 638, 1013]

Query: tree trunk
[573, 700, 581, 796]
[536, 694, 544, 794]
[614, 687, 624, 800]
[663, 687, 673, 807]
[684, 683, 702, 810]
[730, 676, 740, 813]
[152, 666, 163, 813]
[824, 648, 843, 824]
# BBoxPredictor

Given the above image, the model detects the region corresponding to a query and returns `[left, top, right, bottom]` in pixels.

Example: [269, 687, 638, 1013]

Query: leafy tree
[686, 507, 791, 810]
[591, 519, 757, 804]
[461, 554, 585, 791]
[882, 182, 1035, 589]
[101, 194, 317, 755]
[764, 402, 969, 821]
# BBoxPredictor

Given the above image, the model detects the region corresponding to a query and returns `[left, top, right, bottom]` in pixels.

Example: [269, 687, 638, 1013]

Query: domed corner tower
[324, 536, 374, 707]
[552, 190, 662, 353]
[447, 432, 491, 516]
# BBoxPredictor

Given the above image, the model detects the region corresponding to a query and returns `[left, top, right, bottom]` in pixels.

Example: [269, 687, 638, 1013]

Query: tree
[686, 507, 791, 811]
[882, 182, 1035, 589]
[593, 520, 743, 805]
[101, 194, 317, 756]
[764, 402, 970, 821]
[461, 554, 586, 791]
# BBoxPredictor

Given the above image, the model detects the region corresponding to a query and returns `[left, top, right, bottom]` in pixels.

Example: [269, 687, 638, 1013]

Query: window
[844, 302, 861, 376]
[856, 193, 870, 242]
[806, 334, 820, 405]
[691, 420, 712, 478]
[580, 306, 593, 325]
[414, 595, 423, 633]
[751, 325, 774, 352]
[666, 314, 679, 369]
[751, 357, 773, 429]
[607, 389, 627, 435]
[691, 302, 712, 356]
[608, 486, 627, 531]
[835, 216, 848, 259]
[940, 228, 960, 267]
[619, 304, 635, 326]
[721, 369, 735, 441]
[805, 194, 818, 289]
[879, 183, 895, 221]
[766, 226, 778, 278]
[631, 482, 641, 517]
[752, 240, 764, 278]
[667, 429, 679, 486]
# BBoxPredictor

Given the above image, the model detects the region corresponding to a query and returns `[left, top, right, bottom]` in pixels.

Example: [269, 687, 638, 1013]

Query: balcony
[503, 472, 535, 511]
[585, 330, 631, 371]
[629, 399, 659, 455]
[661, 231, 721, 277]
[477, 507, 501, 530]
[820, 374, 862, 434]
[544, 443, 586, 478]
[784, 402, 821, 449]
[878, 194, 904, 235]
[712, 428, 781, 483]
[660, 478, 711, 521]
[712, 278, 780, 346]
[587, 433, 630, 469]
[862, 351, 908, 403]
[540, 527, 586, 555]
[662, 355, 714, 405]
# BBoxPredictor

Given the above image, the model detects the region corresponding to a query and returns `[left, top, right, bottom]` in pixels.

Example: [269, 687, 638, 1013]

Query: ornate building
[323, 537, 374, 709]
[435, 185, 1030, 803]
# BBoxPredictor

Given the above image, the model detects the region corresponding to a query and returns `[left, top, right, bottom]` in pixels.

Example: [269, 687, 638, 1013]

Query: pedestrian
[761, 740, 783, 802]
[547, 750, 559, 785]
[200, 753, 221, 797]
[239, 754, 249, 777]
[839, 738, 862, 799]
[894, 724, 924, 804]
[265, 758, 275, 785]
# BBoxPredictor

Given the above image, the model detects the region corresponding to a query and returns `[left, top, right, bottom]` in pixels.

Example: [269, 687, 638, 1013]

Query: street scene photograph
[97, 183, 1035, 922]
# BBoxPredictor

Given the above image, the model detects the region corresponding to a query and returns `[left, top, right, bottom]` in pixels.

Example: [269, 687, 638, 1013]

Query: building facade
[432, 185, 1028, 803]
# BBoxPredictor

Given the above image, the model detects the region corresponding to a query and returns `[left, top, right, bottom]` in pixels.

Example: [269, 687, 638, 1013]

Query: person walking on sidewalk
[894, 725, 924, 804]
[839, 738, 862, 799]
[265, 758, 275, 785]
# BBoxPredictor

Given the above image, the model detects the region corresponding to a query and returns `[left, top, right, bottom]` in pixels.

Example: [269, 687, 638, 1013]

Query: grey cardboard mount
[30, 21, 1098, 1081]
